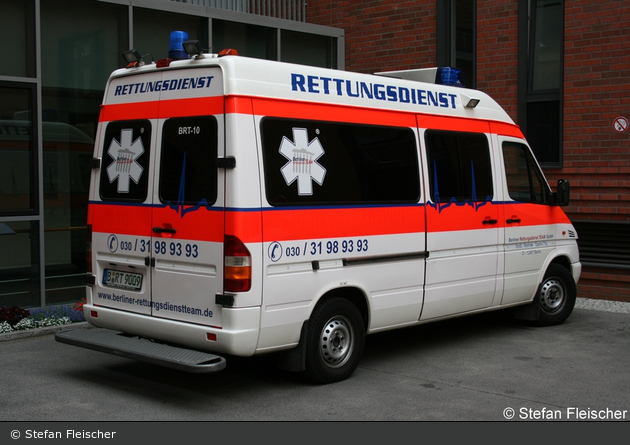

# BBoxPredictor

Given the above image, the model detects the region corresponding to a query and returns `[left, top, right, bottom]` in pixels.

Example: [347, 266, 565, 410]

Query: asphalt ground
[0, 298, 628, 424]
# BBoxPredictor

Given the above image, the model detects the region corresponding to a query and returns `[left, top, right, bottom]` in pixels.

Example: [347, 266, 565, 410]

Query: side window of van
[261, 118, 420, 206]
[502, 142, 549, 204]
[99, 120, 151, 202]
[159, 116, 218, 206]
[425, 131, 493, 204]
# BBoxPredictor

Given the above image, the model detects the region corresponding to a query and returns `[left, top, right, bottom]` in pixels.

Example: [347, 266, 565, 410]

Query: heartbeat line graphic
[430, 159, 492, 213]
[164, 151, 211, 218]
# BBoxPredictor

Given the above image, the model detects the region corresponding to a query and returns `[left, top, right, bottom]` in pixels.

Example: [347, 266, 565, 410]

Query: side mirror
[553, 179, 570, 206]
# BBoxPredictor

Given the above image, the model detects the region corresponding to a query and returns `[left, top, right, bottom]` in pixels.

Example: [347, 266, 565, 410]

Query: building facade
[306, 0, 630, 303]
[0, 0, 343, 309]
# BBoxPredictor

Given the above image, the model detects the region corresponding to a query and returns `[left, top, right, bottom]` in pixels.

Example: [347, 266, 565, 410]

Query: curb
[0, 322, 90, 343]
[574, 298, 630, 315]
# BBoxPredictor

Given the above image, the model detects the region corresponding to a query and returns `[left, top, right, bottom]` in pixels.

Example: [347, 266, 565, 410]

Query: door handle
[153, 227, 177, 234]
[482, 219, 498, 225]
[506, 218, 521, 224]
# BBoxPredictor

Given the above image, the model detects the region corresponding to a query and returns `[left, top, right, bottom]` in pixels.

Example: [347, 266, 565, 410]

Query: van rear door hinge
[217, 157, 236, 169]
[91, 158, 101, 169]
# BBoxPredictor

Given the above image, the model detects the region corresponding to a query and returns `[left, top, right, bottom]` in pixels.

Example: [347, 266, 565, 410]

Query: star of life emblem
[279, 128, 326, 195]
[106, 129, 145, 193]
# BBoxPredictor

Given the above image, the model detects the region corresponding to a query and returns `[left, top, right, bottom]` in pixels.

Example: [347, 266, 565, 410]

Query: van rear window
[158, 116, 218, 206]
[99, 120, 151, 202]
[261, 118, 420, 206]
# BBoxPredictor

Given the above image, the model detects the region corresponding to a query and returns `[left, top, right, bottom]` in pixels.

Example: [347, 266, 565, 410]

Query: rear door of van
[92, 67, 226, 327]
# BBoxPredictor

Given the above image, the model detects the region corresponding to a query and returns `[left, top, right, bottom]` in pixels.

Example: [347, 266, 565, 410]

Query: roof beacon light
[169, 31, 189, 60]
[218, 48, 239, 57]
[436, 67, 465, 87]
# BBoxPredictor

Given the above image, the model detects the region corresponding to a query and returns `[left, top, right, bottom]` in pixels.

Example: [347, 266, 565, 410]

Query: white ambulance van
[56, 40, 581, 383]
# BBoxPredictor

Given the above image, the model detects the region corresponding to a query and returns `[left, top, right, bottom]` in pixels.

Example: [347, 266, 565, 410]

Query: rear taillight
[224, 235, 251, 292]
[86, 224, 93, 274]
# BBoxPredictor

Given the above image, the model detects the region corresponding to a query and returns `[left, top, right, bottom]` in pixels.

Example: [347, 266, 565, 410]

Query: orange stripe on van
[99, 94, 523, 140]
[99, 101, 160, 122]
[503, 202, 572, 226]
[89, 202, 570, 245]
[249, 97, 419, 127]
[88, 203, 225, 242]
[490, 121, 524, 138]
[88, 203, 153, 237]
[99, 97, 224, 122]
[259, 206, 426, 242]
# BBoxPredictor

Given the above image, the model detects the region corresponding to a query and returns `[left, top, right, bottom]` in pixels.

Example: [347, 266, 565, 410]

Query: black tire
[536, 264, 576, 326]
[304, 297, 365, 384]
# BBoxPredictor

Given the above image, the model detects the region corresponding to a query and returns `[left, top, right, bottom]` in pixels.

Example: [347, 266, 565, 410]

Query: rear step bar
[55, 328, 226, 373]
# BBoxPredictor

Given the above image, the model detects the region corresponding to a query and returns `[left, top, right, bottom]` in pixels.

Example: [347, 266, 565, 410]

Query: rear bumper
[56, 327, 226, 373]
[83, 303, 261, 357]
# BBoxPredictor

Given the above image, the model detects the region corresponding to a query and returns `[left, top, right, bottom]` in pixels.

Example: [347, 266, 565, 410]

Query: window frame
[98, 119, 152, 203]
[518, 0, 564, 168]
[158, 115, 219, 207]
[501, 140, 552, 205]
[260, 117, 422, 207]
[424, 129, 494, 205]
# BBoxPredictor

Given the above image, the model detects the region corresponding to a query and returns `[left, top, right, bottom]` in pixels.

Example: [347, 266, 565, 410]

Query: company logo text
[291, 73, 457, 109]
[114, 76, 214, 96]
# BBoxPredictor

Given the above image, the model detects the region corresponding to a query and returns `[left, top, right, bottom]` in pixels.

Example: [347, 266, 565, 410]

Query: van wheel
[304, 298, 365, 384]
[536, 264, 576, 326]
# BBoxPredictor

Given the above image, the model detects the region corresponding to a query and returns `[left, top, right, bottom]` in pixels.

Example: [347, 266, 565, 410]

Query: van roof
[106, 53, 515, 126]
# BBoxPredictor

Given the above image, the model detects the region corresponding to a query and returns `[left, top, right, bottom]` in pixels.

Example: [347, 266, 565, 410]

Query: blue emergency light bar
[436, 67, 465, 87]
[169, 31, 189, 60]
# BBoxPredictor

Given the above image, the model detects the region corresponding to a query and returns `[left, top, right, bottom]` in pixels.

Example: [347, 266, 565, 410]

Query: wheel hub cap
[319, 316, 353, 368]
[540, 278, 565, 314]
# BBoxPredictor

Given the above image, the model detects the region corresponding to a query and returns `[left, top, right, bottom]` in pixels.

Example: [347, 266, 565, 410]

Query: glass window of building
[0, 83, 40, 308]
[281, 30, 338, 69]
[0, 221, 41, 308]
[134, 8, 208, 61]
[0, 84, 37, 215]
[520, 0, 563, 167]
[40, 0, 129, 139]
[213, 20, 277, 60]
[437, 0, 476, 88]
[530, 0, 563, 91]
[40, 0, 129, 304]
[1, 0, 36, 78]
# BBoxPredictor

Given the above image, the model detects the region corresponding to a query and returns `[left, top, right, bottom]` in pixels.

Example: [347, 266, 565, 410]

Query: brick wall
[555, 0, 630, 302]
[476, 1, 520, 120]
[548, 0, 630, 224]
[307, 1, 437, 74]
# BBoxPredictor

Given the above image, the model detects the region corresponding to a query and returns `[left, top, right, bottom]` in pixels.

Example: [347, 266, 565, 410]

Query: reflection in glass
[0, 85, 36, 214]
[0, 221, 40, 308]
